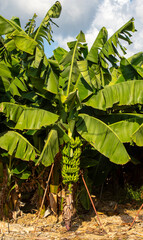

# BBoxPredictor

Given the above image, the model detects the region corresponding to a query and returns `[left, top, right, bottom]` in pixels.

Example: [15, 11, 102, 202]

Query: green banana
[61, 137, 82, 186]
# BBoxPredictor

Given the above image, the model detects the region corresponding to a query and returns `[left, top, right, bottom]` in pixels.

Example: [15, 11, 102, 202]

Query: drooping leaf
[85, 80, 143, 110]
[100, 18, 135, 64]
[0, 16, 38, 54]
[15, 108, 58, 130]
[0, 131, 37, 161]
[0, 102, 59, 130]
[34, 1, 62, 48]
[109, 117, 143, 143]
[0, 15, 16, 35]
[76, 114, 130, 164]
[10, 30, 38, 55]
[37, 129, 59, 167]
[0, 102, 24, 122]
[87, 18, 135, 66]
[86, 19, 135, 88]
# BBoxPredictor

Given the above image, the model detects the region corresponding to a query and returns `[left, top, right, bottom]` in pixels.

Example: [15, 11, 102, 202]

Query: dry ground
[1, 201, 143, 240]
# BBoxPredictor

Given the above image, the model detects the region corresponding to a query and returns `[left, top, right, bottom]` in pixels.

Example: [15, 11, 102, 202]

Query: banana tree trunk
[63, 184, 74, 230]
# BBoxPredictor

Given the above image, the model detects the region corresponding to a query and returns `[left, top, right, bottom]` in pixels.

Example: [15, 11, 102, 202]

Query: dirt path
[0, 202, 143, 240]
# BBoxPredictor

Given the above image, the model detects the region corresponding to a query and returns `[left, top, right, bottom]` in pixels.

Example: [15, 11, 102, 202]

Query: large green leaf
[0, 102, 59, 130]
[119, 57, 142, 81]
[43, 59, 60, 94]
[76, 77, 93, 101]
[60, 31, 86, 96]
[0, 131, 37, 160]
[34, 1, 62, 48]
[53, 47, 68, 63]
[77, 60, 92, 87]
[87, 18, 135, 66]
[101, 18, 135, 65]
[0, 62, 12, 79]
[0, 15, 17, 35]
[85, 80, 143, 110]
[109, 117, 143, 143]
[0, 16, 38, 55]
[37, 129, 59, 167]
[86, 19, 135, 88]
[76, 114, 130, 164]
[0, 102, 23, 122]
[132, 124, 143, 146]
[11, 30, 38, 55]
[87, 27, 108, 63]
[9, 77, 28, 97]
[128, 52, 143, 66]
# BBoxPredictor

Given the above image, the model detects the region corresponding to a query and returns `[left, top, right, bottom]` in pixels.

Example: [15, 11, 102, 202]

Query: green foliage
[77, 114, 130, 164]
[33, 1, 62, 49]
[0, 131, 37, 161]
[126, 184, 143, 201]
[25, 13, 37, 35]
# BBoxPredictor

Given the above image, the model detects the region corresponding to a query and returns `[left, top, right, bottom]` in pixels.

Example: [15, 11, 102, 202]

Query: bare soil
[0, 201, 143, 240]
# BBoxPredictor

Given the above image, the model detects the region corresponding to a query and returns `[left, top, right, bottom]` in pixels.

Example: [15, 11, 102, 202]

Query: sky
[0, 0, 143, 58]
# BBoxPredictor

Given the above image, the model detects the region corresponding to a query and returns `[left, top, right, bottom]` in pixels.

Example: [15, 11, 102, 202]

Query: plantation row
[0, 1, 143, 229]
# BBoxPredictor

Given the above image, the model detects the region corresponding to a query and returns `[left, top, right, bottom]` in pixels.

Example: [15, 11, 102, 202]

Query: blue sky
[0, 0, 143, 58]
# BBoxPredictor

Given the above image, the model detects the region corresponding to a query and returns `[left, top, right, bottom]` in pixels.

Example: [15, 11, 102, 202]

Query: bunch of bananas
[61, 137, 82, 185]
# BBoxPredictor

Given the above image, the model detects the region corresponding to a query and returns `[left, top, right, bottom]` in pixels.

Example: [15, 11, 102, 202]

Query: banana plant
[0, 1, 62, 219]
[0, 7, 143, 229]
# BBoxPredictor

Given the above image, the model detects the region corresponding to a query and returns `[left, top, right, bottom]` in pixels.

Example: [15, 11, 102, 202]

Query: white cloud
[134, 0, 143, 22]
[0, 0, 54, 19]
[54, 35, 75, 50]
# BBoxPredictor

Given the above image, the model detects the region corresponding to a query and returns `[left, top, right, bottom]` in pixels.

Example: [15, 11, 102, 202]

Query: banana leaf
[0, 131, 37, 160]
[132, 123, 143, 146]
[0, 62, 12, 79]
[0, 16, 38, 55]
[60, 31, 86, 96]
[34, 1, 62, 48]
[37, 129, 59, 167]
[85, 80, 143, 110]
[76, 114, 130, 164]
[87, 18, 135, 66]
[11, 30, 37, 55]
[0, 102, 59, 129]
[109, 117, 143, 143]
